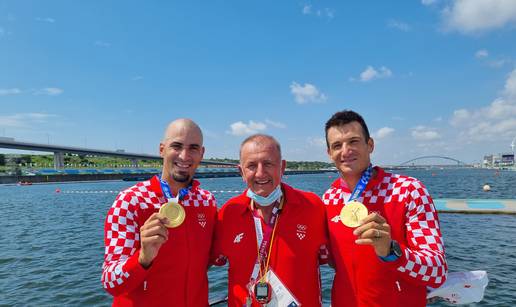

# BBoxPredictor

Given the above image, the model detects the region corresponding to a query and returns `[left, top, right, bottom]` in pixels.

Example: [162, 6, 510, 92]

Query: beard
[172, 171, 191, 183]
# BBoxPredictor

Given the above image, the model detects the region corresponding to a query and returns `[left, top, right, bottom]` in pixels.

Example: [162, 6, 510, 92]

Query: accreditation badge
[254, 281, 272, 304]
[265, 269, 300, 306]
[339, 201, 368, 228]
[159, 200, 186, 228]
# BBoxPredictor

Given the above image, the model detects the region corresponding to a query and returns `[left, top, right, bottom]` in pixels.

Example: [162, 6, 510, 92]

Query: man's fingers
[141, 215, 169, 231]
[359, 212, 386, 225]
[141, 225, 169, 241]
[142, 234, 168, 245]
[355, 229, 389, 244]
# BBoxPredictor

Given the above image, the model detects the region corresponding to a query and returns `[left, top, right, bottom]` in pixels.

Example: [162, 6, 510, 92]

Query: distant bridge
[399, 155, 470, 167]
[0, 138, 237, 169]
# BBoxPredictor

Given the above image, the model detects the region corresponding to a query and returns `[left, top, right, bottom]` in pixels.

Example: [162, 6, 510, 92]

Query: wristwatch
[379, 240, 402, 262]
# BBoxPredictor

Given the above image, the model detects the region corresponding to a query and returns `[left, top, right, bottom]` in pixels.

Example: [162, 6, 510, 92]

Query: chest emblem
[197, 213, 207, 228]
[296, 224, 307, 240]
[233, 232, 244, 244]
[331, 215, 341, 223]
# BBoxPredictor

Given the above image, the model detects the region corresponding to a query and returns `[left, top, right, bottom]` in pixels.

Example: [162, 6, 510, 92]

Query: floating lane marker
[63, 190, 120, 194]
[61, 190, 242, 194]
[435, 199, 516, 214]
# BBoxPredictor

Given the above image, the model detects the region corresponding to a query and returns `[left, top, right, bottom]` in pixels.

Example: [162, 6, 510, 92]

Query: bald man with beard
[102, 119, 218, 307]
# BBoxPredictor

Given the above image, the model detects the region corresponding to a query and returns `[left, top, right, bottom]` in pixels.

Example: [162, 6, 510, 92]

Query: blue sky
[2, 0, 516, 164]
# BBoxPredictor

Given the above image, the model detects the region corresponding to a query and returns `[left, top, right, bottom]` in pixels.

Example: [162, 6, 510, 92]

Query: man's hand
[138, 213, 169, 268]
[353, 212, 391, 257]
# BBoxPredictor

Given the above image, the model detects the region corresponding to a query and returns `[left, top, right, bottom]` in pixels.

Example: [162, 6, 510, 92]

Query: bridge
[0, 138, 237, 168]
[397, 155, 471, 167]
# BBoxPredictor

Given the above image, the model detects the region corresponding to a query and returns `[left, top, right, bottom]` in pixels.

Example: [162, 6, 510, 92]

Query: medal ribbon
[346, 164, 373, 203]
[159, 176, 190, 202]
[251, 197, 283, 281]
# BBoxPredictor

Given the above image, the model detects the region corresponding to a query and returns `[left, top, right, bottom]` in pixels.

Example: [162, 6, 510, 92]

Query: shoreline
[0, 169, 337, 185]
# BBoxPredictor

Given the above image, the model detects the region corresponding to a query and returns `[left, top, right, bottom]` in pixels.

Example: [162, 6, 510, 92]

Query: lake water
[1, 168, 515, 306]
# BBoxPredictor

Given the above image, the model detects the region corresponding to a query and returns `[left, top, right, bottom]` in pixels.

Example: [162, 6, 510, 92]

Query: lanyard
[346, 164, 373, 203]
[251, 197, 283, 281]
[159, 176, 190, 202]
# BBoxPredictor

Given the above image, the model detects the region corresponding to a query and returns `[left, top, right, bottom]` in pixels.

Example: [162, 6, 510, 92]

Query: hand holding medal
[158, 179, 189, 228]
[340, 201, 368, 228]
[159, 198, 185, 228]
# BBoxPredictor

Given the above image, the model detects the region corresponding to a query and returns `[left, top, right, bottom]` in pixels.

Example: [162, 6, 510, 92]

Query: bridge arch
[399, 155, 467, 166]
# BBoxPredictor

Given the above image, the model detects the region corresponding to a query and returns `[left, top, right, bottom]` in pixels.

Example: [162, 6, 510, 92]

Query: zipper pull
[395, 281, 401, 292]
[144, 281, 147, 291]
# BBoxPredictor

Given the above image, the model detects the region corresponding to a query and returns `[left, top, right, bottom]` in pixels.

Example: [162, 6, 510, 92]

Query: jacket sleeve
[101, 192, 149, 296]
[385, 180, 448, 288]
[210, 205, 228, 266]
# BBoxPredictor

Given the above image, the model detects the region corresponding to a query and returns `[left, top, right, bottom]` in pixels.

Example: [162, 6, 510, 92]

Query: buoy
[55, 188, 61, 193]
[483, 184, 491, 192]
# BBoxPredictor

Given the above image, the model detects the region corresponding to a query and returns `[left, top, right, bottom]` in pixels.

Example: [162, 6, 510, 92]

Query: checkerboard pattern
[101, 179, 216, 290]
[323, 172, 447, 288]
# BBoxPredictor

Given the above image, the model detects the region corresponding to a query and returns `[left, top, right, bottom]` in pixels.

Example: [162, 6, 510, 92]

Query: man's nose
[255, 163, 265, 177]
[178, 148, 189, 160]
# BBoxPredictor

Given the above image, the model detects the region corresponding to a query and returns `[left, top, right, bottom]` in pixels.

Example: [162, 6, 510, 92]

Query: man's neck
[341, 175, 361, 192]
[161, 172, 188, 196]
[341, 167, 376, 192]
[255, 202, 276, 223]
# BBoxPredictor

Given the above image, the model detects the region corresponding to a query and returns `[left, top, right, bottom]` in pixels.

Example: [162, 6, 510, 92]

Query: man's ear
[368, 137, 374, 154]
[159, 142, 165, 157]
[237, 165, 245, 182]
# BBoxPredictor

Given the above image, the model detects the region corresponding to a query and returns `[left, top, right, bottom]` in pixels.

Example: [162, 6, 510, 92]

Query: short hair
[325, 110, 370, 148]
[239, 134, 282, 160]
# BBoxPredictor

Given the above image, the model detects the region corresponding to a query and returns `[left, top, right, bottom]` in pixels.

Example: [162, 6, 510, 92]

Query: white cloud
[442, 0, 516, 33]
[302, 4, 334, 19]
[422, 0, 438, 5]
[0, 88, 21, 95]
[36, 17, 55, 23]
[450, 108, 470, 126]
[387, 19, 411, 32]
[449, 68, 516, 140]
[227, 120, 267, 136]
[307, 137, 326, 148]
[132, 76, 144, 81]
[34, 87, 63, 96]
[95, 41, 111, 47]
[475, 49, 489, 58]
[411, 126, 441, 141]
[265, 119, 286, 129]
[504, 68, 516, 98]
[0, 113, 56, 128]
[373, 127, 395, 139]
[290, 82, 327, 104]
[487, 57, 512, 68]
[353, 66, 393, 82]
[302, 4, 312, 15]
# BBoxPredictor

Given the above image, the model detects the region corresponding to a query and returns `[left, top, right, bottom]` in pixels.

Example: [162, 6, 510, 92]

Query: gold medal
[340, 201, 368, 228]
[159, 200, 186, 228]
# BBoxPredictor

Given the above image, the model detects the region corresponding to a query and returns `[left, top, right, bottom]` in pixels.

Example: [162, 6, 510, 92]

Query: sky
[1, 0, 516, 165]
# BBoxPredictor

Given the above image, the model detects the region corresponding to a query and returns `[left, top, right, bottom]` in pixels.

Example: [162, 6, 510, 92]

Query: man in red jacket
[212, 134, 328, 306]
[101, 118, 217, 306]
[322, 110, 447, 307]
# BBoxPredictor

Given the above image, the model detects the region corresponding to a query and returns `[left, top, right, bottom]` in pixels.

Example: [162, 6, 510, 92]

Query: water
[0, 168, 515, 306]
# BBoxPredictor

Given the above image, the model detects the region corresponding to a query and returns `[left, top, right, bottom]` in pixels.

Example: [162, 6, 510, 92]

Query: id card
[266, 269, 300, 307]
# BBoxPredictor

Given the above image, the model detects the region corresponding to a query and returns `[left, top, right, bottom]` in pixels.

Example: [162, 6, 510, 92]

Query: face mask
[246, 185, 282, 207]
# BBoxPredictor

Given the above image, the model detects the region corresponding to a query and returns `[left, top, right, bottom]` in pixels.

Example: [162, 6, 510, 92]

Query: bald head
[160, 118, 205, 187]
[239, 134, 282, 161]
[163, 118, 203, 145]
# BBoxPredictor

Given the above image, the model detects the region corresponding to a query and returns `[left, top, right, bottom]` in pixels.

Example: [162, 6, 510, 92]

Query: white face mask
[246, 185, 282, 206]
